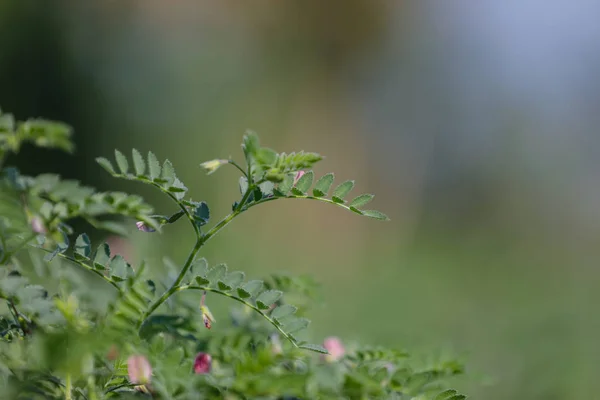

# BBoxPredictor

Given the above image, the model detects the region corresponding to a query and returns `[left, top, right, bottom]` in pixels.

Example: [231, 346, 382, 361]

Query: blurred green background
[2, 1, 600, 398]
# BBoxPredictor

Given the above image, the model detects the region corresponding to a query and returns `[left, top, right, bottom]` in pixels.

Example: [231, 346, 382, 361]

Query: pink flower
[136, 221, 156, 233]
[293, 170, 306, 185]
[193, 352, 212, 374]
[127, 355, 152, 384]
[323, 337, 345, 362]
[31, 216, 46, 234]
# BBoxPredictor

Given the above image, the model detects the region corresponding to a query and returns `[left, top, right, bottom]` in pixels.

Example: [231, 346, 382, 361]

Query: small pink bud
[193, 352, 212, 374]
[136, 221, 156, 233]
[323, 337, 345, 362]
[293, 170, 306, 185]
[202, 312, 212, 329]
[127, 355, 152, 385]
[31, 216, 46, 234]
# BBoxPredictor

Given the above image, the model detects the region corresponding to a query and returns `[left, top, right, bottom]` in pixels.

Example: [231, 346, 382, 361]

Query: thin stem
[140, 185, 256, 326]
[179, 285, 300, 348]
[149, 181, 200, 237]
[34, 246, 121, 291]
[246, 193, 360, 214]
[7, 299, 27, 335]
[0, 232, 37, 264]
[112, 173, 200, 237]
[228, 160, 248, 178]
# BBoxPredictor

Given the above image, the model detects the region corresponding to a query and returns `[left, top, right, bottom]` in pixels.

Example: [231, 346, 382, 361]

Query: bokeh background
[2, 1, 600, 398]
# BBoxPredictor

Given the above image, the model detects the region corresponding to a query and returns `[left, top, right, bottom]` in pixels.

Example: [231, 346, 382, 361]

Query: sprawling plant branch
[139, 184, 257, 326]
[35, 247, 122, 291]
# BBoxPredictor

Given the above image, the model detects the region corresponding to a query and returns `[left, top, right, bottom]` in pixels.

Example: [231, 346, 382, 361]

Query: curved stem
[177, 285, 300, 348]
[139, 185, 257, 326]
[110, 172, 200, 237]
[247, 193, 360, 214]
[149, 181, 200, 237]
[228, 160, 248, 178]
[34, 246, 121, 291]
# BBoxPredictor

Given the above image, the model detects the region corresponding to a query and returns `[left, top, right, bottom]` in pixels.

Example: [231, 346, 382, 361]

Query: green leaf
[74, 233, 91, 260]
[281, 316, 309, 333]
[242, 131, 260, 162]
[220, 271, 245, 291]
[349, 193, 374, 208]
[109, 255, 131, 281]
[332, 180, 354, 202]
[190, 258, 208, 276]
[299, 343, 328, 354]
[168, 178, 188, 200]
[239, 280, 263, 299]
[44, 248, 60, 262]
[435, 390, 458, 400]
[271, 304, 297, 320]
[161, 160, 175, 186]
[362, 210, 389, 221]
[239, 176, 248, 195]
[313, 173, 334, 197]
[96, 157, 116, 175]
[148, 151, 161, 180]
[166, 210, 185, 224]
[195, 276, 210, 286]
[256, 290, 283, 310]
[274, 173, 294, 196]
[259, 181, 275, 197]
[95, 221, 129, 236]
[206, 263, 227, 283]
[93, 243, 110, 270]
[256, 147, 278, 166]
[293, 171, 313, 194]
[193, 202, 210, 227]
[132, 149, 146, 176]
[114, 149, 129, 174]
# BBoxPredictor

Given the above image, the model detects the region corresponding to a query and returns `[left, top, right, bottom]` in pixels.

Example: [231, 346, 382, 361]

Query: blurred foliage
[3, 2, 600, 399]
[0, 109, 466, 398]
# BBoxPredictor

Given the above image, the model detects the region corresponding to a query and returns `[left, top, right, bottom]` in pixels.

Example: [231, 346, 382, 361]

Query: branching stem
[140, 184, 257, 326]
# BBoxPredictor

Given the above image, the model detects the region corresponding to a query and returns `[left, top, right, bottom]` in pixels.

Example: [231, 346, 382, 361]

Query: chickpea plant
[0, 108, 467, 399]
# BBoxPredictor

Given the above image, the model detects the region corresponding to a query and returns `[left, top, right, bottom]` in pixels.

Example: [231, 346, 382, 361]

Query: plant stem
[177, 285, 301, 349]
[6, 299, 27, 335]
[65, 373, 72, 400]
[34, 247, 121, 291]
[228, 160, 248, 178]
[139, 185, 256, 326]
[0, 232, 37, 264]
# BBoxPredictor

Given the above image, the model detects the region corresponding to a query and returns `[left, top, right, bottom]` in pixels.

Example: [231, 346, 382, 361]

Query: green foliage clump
[0, 108, 466, 399]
